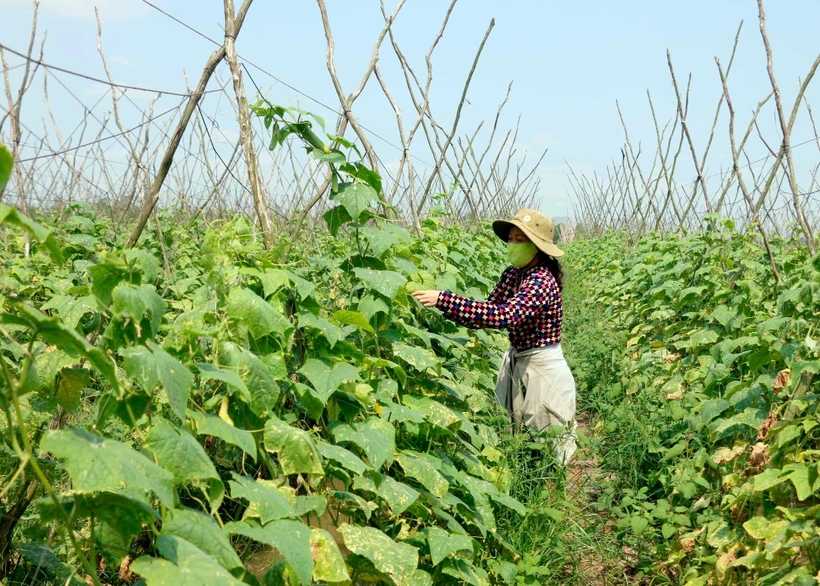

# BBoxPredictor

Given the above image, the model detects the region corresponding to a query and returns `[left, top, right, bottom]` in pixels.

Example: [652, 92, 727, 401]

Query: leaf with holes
[263, 417, 324, 476]
[339, 524, 418, 586]
[41, 428, 174, 507]
[353, 268, 407, 299]
[332, 417, 395, 469]
[227, 287, 292, 341]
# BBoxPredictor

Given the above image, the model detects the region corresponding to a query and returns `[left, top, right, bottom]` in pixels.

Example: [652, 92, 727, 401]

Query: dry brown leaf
[749, 443, 770, 472]
[118, 556, 133, 581]
[664, 353, 681, 363]
[758, 408, 778, 441]
[665, 390, 684, 400]
[773, 369, 791, 393]
[713, 443, 747, 464]
[716, 552, 737, 573]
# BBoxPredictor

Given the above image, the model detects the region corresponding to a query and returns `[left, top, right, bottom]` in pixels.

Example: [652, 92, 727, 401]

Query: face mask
[507, 242, 538, 268]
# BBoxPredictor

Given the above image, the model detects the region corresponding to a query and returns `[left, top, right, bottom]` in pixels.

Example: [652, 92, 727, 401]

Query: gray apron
[495, 344, 577, 464]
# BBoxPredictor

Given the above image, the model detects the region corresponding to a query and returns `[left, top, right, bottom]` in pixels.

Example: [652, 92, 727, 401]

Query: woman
[411, 208, 577, 464]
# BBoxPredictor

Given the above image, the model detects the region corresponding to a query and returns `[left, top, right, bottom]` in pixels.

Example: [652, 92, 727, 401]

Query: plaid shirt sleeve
[435, 270, 559, 330]
[486, 266, 516, 305]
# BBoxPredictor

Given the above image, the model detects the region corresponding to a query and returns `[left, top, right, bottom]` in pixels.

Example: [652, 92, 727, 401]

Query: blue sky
[2, 0, 819, 217]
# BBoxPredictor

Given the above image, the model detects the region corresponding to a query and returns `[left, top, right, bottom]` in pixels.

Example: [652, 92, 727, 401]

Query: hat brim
[492, 219, 565, 258]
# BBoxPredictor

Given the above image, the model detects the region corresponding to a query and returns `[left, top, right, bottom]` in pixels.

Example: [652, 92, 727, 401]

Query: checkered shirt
[435, 263, 563, 351]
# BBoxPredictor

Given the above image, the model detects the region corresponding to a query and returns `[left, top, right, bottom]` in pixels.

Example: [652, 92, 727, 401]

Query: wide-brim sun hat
[492, 208, 565, 258]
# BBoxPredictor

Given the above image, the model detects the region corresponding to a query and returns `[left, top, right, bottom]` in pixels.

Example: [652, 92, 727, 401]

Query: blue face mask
[507, 242, 538, 267]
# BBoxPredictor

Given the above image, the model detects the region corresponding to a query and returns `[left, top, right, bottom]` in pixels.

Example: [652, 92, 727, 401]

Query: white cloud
[0, 0, 148, 21]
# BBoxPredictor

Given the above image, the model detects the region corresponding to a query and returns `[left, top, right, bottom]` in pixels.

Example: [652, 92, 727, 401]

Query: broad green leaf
[226, 520, 313, 586]
[440, 559, 489, 586]
[332, 181, 376, 220]
[228, 473, 295, 523]
[323, 205, 353, 237]
[360, 226, 399, 257]
[228, 288, 292, 340]
[397, 451, 449, 497]
[263, 417, 324, 475]
[426, 526, 474, 566]
[487, 489, 527, 516]
[298, 312, 344, 348]
[753, 468, 787, 492]
[285, 270, 317, 300]
[706, 522, 736, 549]
[54, 367, 89, 412]
[88, 256, 129, 305]
[341, 161, 382, 193]
[392, 342, 439, 371]
[339, 524, 418, 586]
[402, 396, 462, 429]
[144, 419, 220, 486]
[0, 144, 12, 192]
[333, 309, 375, 333]
[631, 516, 649, 536]
[163, 508, 243, 572]
[124, 249, 161, 284]
[379, 220, 412, 243]
[219, 342, 283, 417]
[123, 342, 193, 421]
[353, 267, 407, 299]
[196, 362, 250, 399]
[690, 329, 719, 348]
[190, 411, 257, 462]
[131, 535, 245, 586]
[358, 294, 390, 319]
[709, 408, 768, 439]
[299, 359, 360, 405]
[37, 492, 156, 568]
[0, 203, 63, 262]
[313, 150, 346, 164]
[310, 528, 350, 583]
[785, 464, 820, 501]
[41, 428, 174, 507]
[743, 516, 789, 541]
[711, 305, 737, 328]
[488, 560, 518, 585]
[316, 440, 369, 475]
[40, 294, 98, 330]
[112, 283, 166, 337]
[259, 268, 290, 298]
[355, 474, 420, 515]
[377, 476, 419, 515]
[2, 304, 118, 393]
[332, 417, 395, 469]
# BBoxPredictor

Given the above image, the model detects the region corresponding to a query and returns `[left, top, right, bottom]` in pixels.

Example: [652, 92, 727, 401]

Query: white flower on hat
[523, 215, 531, 222]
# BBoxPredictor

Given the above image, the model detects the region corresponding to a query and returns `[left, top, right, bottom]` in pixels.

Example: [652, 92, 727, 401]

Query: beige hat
[492, 208, 564, 258]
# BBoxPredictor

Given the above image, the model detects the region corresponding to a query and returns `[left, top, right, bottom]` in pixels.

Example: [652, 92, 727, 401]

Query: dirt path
[564, 414, 635, 585]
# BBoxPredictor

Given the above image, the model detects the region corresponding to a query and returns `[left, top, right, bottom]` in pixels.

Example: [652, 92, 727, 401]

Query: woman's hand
[411, 290, 441, 308]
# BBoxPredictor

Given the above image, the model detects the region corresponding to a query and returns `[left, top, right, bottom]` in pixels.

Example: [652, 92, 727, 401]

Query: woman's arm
[486, 266, 516, 305]
[435, 273, 559, 330]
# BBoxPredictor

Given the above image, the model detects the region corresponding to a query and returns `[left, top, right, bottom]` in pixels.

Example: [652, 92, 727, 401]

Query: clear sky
[2, 0, 819, 218]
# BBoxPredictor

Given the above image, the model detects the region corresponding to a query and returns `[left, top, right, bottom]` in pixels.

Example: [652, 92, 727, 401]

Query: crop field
[2, 138, 820, 585]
